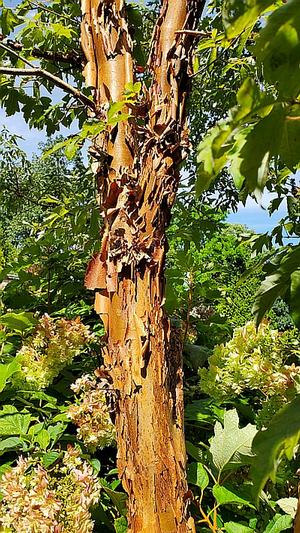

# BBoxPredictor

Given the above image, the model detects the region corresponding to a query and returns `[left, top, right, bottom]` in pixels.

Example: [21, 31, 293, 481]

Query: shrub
[68, 373, 116, 451]
[13, 314, 93, 390]
[199, 322, 300, 422]
[0, 446, 100, 533]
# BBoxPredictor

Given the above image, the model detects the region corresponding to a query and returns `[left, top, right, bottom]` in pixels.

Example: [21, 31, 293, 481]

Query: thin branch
[32, 47, 82, 67]
[175, 30, 211, 37]
[1, 37, 82, 66]
[0, 66, 95, 111]
[0, 42, 33, 68]
[28, 0, 78, 24]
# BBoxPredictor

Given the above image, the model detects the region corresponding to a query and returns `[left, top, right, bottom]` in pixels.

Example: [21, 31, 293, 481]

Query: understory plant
[200, 321, 300, 426]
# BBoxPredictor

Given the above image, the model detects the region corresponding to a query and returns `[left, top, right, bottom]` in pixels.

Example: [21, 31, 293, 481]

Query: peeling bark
[81, 1, 204, 531]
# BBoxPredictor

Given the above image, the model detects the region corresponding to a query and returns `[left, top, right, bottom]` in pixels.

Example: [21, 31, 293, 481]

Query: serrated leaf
[0, 7, 23, 35]
[0, 437, 23, 455]
[255, 0, 300, 99]
[222, 0, 275, 39]
[0, 412, 32, 436]
[47, 423, 67, 445]
[253, 246, 300, 326]
[50, 23, 73, 39]
[213, 484, 254, 508]
[187, 463, 209, 490]
[210, 409, 257, 473]
[263, 514, 293, 533]
[224, 522, 254, 533]
[0, 312, 37, 333]
[251, 395, 300, 502]
[42, 451, 62, 468]
[235, 105, 285, 200]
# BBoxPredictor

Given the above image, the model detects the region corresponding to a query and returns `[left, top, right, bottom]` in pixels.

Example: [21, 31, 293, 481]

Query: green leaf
[276, 498, 298, 518]
[187, 463, 209, 490]
[235, 106, 285, 200]
[114, 517, 128, 533]
[0, 359, 21, 393]
[255, 0, 300, 99]
[280, 106, 300, 169]
[252, 246, 300, 326]
[196, 121, 235, 196]
[0, 437, 23, 455]
[0, 462, 12, 478]
[47, 423, 67, 445]
[263, 514, 293, 533]
[184, 344, 210, 370]
[213, 484, 254, 508]
[251, 395, 300, 502]
[185, 401, 224, 424]
[252, 272, 287, 326]
[101, 484, 128, 517]
[41, 451, 62, 468]
[222, 0, 275, 39]
[290, 270, 300, 328]
[35, 429, 50, 450]
[186, 441, 204, 462]
[50, 23, 73, 39]
[210, 409, 257, 473]
[0, 312, 37, 333]
[90, 458, 101, 474]
[0, 7, 23, 35]
[64, 138, 82, 160]
[224, 522, 254, 533]
[108, 102, 126, 121]
[0, 411, 32, 436]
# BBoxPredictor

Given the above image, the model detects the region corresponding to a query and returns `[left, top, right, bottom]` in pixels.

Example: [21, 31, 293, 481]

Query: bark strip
[81, 1, 204, 531]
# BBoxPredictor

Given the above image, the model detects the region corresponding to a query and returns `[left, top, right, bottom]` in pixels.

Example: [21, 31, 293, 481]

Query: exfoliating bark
[81, 1, 204, 531]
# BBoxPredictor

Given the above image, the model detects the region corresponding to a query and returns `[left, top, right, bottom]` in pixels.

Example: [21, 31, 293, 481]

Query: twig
[0, 41, 33, 68]
[0, 42, 94, 110]
[28, 0, 78, 24]
[0, 66, 95, 111]
[175, 30, 211, 37]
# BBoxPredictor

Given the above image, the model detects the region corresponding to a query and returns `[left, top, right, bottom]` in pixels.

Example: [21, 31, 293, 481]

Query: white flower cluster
[68, 374, 116, 452]
[0, 446, 100, 533]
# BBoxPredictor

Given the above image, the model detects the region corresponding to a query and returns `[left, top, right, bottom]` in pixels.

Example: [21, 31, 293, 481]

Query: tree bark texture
[81, 1, 204, 531]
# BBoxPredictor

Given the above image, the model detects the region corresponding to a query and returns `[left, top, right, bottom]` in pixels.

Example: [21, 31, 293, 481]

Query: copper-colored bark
[81, 1, 204, 531]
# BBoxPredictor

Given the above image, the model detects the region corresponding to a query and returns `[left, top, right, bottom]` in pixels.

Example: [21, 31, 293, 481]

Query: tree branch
[0, 66, 95, 111]
[0, 41, 94, 111]
[1, 39, 82, 66]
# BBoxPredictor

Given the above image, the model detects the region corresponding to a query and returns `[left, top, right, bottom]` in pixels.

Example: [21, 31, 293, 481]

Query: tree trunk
[81, 1, 204, 531]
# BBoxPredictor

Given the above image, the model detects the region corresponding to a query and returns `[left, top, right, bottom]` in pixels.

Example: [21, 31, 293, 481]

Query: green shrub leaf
[210, 409, 257, 473]
[213, 484, 254, 508]
[187, 462, 209, 490]
[224, 522, 254, 533]
[251, 395, 300, 502]
[263, 514, 293, 533]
